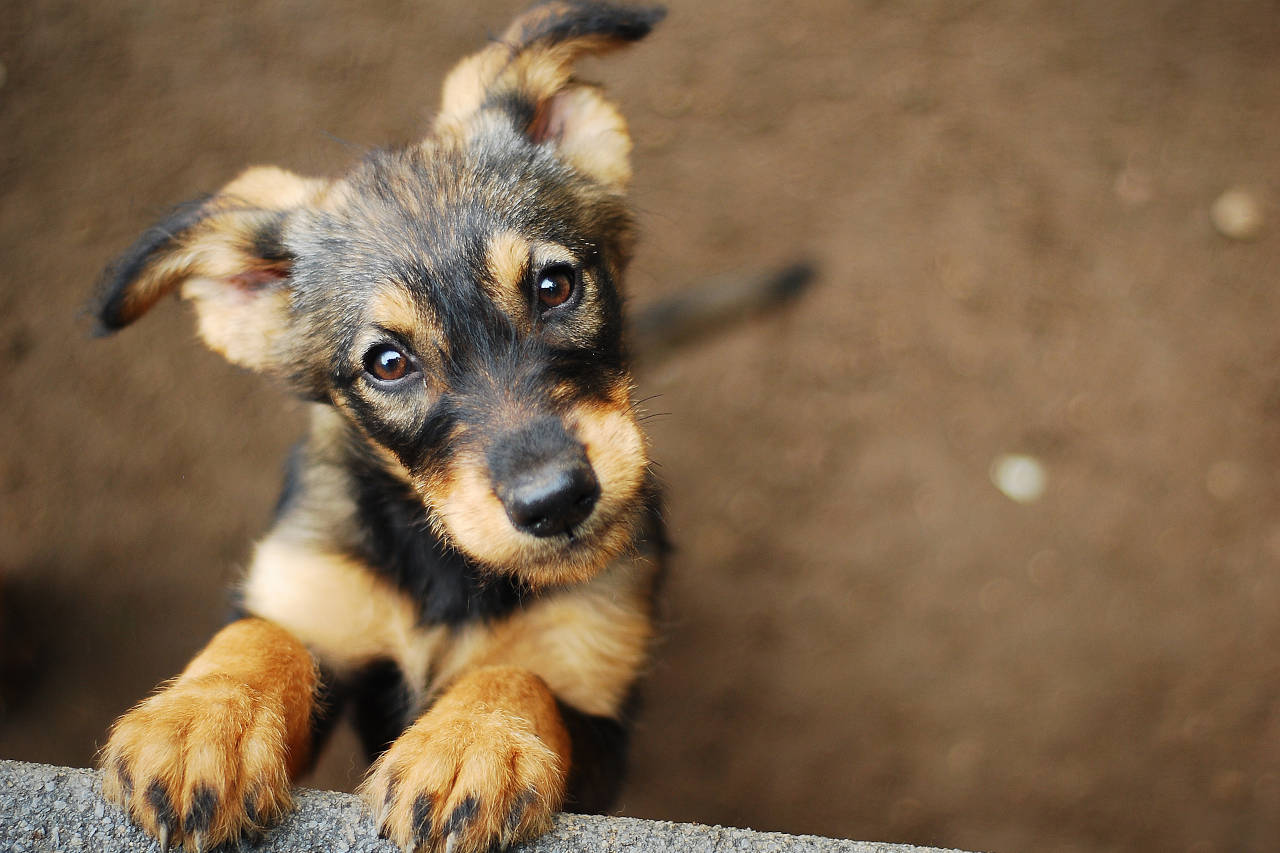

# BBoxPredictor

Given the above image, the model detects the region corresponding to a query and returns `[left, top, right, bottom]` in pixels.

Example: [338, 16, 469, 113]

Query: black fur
[349, 658, 419, 762]
[93, 195, 212, 333]
[349, 449, 532, 626]
[307, 663, 348, 765]
[307, 659, 418, 766]
[272, 444, 306, 521]
[512, 1, 666, 47]
[557, 698, 631, 814]
[249, 213, 294, 265]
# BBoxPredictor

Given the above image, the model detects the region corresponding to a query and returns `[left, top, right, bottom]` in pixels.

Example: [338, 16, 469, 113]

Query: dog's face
[94, 3, 663, 587]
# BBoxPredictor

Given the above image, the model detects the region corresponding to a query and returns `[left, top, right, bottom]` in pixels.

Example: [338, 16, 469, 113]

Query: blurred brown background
[2, 1, 1278, 851]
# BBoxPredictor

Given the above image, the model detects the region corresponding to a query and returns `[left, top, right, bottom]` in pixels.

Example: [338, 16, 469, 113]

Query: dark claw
[147, 781, 178, 853]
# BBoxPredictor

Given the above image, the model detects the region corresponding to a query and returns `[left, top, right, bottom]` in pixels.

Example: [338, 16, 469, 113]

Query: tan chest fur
[241, 535, 655, 717]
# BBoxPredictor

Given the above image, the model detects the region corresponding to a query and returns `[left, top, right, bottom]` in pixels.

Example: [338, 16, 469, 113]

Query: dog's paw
[99, 674, 293, 851]
[360, 705, 566, 853]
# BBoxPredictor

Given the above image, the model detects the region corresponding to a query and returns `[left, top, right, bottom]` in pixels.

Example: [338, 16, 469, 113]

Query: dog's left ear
[435, 1, 666, 191]
[94, 167, 325, 372]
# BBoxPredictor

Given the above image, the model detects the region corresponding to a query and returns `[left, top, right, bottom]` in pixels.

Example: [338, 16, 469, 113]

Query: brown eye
[536, 265, 576, 310]
[363, 344, 413, 383]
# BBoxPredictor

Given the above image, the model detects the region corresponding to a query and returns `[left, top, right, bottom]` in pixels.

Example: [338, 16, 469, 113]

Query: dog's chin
[435, 497, 642, 589]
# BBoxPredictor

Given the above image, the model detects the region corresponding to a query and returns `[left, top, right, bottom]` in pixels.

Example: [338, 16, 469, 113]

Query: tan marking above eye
[486, 231, 531, 292]
[361, 284, 450, 377]
[483, 231, 533, 327]
[368, 284, 424, 336]
[485, 234, 593, 328]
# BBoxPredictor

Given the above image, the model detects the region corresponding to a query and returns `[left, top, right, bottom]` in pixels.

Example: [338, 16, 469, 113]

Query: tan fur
[368, 283, 429, 340]
[443, 552, 657, 717]
[183, 270, 292, 370]
[432, 453, 538, 574]
[221, 165, 328, 210]
[484, 231, 534, 327]
[435, 6, 638, 190]
[241, 537, 451, 695]
[541, 86, 634, 190]
[360, 666, 569, 853]
[100, 618, 317, 850]
[110, 209, 265, 329]
[572, 401, 648, 530]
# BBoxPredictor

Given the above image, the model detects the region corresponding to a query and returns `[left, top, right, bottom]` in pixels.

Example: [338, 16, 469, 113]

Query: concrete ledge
[0, 759, 973, 853]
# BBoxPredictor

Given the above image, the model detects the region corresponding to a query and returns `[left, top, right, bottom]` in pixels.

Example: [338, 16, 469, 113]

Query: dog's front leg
[361, 665, 570, 853]
[99, 617, 318, 851]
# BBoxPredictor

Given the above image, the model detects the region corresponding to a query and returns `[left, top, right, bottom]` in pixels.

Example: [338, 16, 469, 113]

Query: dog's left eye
[363, 344, 416, 383]
[536, 265, 577, 311]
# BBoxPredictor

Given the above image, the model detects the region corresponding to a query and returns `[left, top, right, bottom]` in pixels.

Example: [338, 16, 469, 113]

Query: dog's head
[94, 2, 665, 588]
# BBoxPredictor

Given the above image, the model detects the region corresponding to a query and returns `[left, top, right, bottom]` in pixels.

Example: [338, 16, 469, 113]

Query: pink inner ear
[228, 268, 288, 291]
[522, 86, 631, 189]
[527, 91, 574, 145]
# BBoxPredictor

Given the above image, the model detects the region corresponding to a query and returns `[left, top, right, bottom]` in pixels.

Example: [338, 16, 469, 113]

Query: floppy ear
[94, 166, 325, 372]
[435, 0, 665, 191]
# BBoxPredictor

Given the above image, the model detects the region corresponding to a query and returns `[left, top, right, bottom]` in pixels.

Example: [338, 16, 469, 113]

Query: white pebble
[1210, 187, 1264, 240]
[990, 454, 1047, 504]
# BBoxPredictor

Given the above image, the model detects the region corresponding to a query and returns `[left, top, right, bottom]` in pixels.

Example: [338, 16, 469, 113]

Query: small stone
[1210, 187, 1264, 240]
[990, 454, 1047, 504]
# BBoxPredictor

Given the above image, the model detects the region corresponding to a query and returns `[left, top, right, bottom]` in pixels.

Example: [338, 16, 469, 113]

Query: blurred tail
[629, 261, 816, 363]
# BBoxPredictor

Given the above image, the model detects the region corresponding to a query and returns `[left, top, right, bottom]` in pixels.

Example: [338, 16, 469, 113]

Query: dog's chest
[241, 537, 463, 697]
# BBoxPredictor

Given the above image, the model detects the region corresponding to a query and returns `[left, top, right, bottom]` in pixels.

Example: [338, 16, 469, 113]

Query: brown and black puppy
[94, 3, 666, 852]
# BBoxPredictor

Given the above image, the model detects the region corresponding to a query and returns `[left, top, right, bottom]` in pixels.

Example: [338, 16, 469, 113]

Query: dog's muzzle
[488, 418, 600, 538]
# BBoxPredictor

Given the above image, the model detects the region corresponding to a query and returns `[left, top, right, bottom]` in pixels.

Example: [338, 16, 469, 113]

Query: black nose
[488, 419, 601, 538]
[502, 459, 600, 537]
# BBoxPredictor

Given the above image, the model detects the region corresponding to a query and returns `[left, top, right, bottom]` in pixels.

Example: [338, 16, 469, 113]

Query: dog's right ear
[94, 166, 325, 372]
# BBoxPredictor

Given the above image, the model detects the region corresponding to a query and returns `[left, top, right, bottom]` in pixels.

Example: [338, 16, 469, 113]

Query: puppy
[94, 3, 667, 852]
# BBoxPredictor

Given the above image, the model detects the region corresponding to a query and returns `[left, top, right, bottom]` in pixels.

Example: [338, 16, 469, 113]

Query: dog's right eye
[363, 344, 416, 384]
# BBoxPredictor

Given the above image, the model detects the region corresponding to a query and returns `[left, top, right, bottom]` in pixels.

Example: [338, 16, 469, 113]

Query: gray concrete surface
[0, 759, 973, 853]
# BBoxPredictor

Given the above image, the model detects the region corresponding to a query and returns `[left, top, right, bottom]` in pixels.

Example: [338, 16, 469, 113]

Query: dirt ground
[2, 1, 1278, 851]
